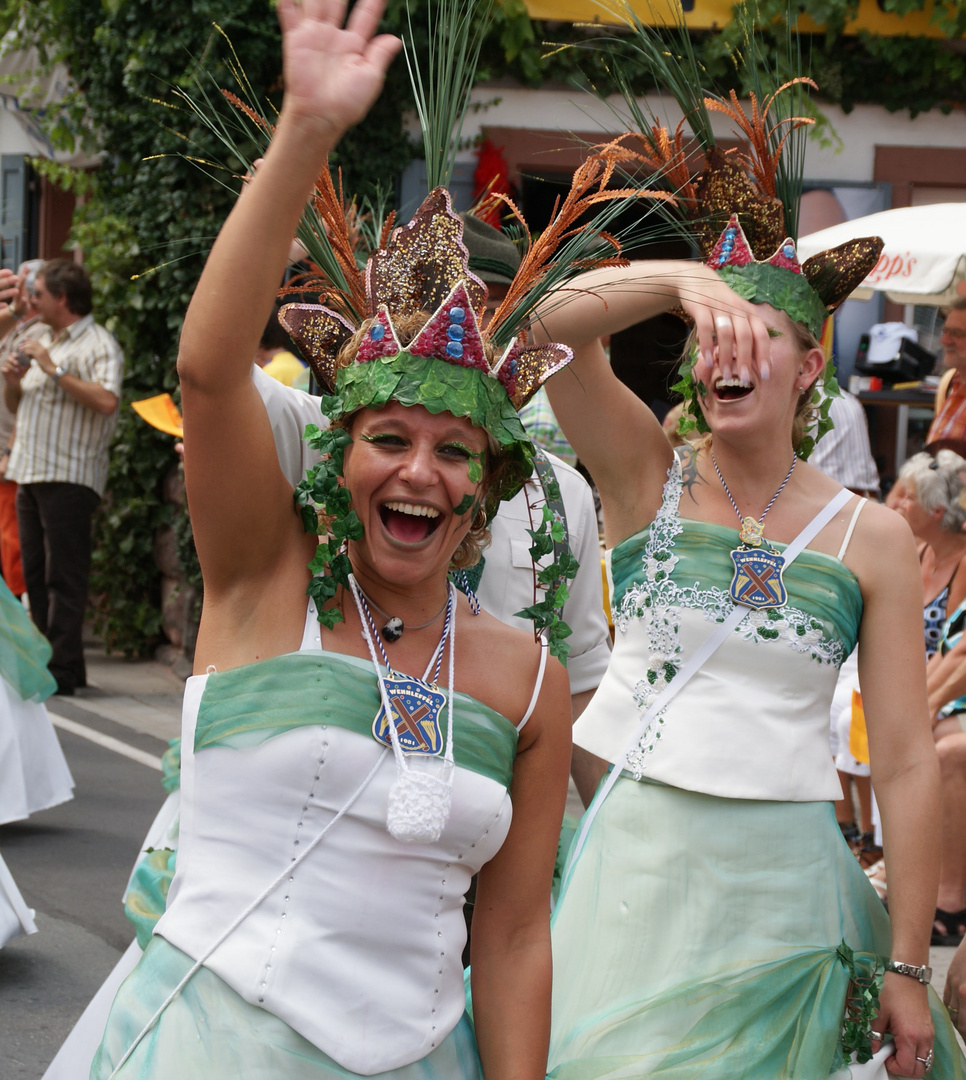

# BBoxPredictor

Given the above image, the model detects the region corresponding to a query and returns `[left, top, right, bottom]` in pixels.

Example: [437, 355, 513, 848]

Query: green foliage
[836, 941, 883, 1065]
[487, 0, 966, 116]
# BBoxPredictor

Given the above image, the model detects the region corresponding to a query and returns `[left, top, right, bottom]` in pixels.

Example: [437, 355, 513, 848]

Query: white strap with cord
[560, 486, 854, 892]
[518, 640, 549, 732]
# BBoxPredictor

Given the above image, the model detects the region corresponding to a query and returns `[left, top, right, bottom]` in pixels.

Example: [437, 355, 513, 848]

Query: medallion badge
[372, 673, 447, 755]
[729, 547, 788, 609]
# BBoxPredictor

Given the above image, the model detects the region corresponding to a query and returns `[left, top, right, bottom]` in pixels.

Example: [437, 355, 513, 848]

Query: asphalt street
[0, 647, 962, 1077]
[0, 649, 182, 1080]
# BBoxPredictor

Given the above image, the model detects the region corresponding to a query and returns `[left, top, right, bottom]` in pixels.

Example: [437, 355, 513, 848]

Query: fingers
[276, 0, 299, 35]
[882, 1027, 935, 1076]
[346, 0, 390, 40]
[365, 31, 403, 74]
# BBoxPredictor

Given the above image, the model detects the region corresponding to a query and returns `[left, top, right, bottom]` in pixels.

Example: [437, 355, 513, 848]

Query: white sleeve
[251, 365, 326, 486]
[552, 457, 612, 695]
[476, 454, 610, 697]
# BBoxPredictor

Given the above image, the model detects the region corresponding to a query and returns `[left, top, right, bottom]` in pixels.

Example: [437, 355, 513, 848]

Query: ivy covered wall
[1, 0, 962, 655]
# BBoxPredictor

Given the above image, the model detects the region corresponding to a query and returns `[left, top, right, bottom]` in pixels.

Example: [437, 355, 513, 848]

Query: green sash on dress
[194, 650, 519, 792]
[610, 520, 862, 657]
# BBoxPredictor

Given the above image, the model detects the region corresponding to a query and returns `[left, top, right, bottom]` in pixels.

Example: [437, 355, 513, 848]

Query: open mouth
[380, 501, 442, 544]
[714, 377, 753, 401]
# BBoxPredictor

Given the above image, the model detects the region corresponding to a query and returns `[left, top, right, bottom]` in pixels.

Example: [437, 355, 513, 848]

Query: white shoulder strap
[559, 486, 854, 893]
[518, 641, 549, 731]
[836, 497, 866, 561]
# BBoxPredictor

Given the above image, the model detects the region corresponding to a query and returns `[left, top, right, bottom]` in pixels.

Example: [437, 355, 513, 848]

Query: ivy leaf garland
[294, 425, 363, 629]
[516, 470, 579, 662]
[836, 940, 883, 1065]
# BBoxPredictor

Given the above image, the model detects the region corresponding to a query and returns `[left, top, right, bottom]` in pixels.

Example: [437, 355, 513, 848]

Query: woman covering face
[532, 87, 964, 1080]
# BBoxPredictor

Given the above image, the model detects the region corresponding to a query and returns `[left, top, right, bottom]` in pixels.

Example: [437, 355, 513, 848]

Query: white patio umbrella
[798, 203, 966, 307]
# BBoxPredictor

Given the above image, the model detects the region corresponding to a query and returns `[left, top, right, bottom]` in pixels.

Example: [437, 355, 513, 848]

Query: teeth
[715, 377, 752, 389]
[384, 501, 440, 518]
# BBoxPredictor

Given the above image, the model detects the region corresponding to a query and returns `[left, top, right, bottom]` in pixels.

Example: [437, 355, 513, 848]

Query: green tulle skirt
[0, 576, 55, 702]
[91, 937, 484, 1080]
[548, 777, 965, 1079]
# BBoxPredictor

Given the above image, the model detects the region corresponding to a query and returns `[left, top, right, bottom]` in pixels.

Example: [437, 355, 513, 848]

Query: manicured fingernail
[761, 360, 771, 380]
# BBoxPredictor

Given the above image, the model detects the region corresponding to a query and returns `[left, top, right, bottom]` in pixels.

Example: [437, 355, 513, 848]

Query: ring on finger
[916, 1048, 934, 1071]
[870, 1030, 883, 1040]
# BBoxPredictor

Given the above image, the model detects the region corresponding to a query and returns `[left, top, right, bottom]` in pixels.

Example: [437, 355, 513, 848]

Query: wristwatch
[52, 365, 66, 384]
[886, 959, 932, 984]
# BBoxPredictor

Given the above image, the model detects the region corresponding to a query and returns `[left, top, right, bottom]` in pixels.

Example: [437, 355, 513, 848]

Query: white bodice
[156, 632, 516, 1074]
[574, 460, 861, 802]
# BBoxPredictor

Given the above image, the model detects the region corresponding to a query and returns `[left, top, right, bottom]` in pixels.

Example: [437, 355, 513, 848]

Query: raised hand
[674, 264, 774, 387]
[277, 0, 401, 145]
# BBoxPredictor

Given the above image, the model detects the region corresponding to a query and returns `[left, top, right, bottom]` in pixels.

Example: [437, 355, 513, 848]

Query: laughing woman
[89, 3, 572, 1078]
[535, 149, 966, 1080]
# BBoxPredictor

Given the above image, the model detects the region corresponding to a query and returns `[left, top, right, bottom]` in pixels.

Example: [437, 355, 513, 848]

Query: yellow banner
[522, 0, 950, 38]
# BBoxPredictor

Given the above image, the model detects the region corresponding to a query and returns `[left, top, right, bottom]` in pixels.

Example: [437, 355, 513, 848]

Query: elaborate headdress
[275, 137, 649, 657]
[587, 2, 884, 454]
[279, 186, 573, 480]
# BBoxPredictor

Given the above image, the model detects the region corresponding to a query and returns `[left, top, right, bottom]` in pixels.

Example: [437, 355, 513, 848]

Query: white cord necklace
[349, 574, 457, 844]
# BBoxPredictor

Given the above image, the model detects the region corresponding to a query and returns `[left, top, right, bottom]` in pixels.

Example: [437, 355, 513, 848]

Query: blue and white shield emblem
[728, 547, 788, 610]
[372, 674, 446, 755]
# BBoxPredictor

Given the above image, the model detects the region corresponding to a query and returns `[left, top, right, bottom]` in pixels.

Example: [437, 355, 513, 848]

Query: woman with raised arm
[535, 111, 966, 1080]
[88, 3, 575, 1078]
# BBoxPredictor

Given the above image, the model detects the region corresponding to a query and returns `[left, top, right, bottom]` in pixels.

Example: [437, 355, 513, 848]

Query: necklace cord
[355, 583, 449, 634]
[349, 575, 456, 773]
[712, 450, 797, 543]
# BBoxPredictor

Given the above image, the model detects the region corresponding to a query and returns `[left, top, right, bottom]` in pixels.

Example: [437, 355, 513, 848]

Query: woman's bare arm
[534, 261, 773, 544]
[471, 654, 571, 1080]
[852, 503, 939, 1076]
[178, 0, 400, 596]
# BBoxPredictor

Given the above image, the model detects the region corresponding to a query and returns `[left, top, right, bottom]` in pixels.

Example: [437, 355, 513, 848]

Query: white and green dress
[92, 599, 531, 1079]
[548, 458, 966, 1079]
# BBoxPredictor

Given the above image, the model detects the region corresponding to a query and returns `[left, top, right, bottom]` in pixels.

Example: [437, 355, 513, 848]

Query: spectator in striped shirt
[0, 259, 124, 696]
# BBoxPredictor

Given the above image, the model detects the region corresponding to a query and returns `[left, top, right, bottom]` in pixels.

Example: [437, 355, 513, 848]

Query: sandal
[931, 907, 966, 947]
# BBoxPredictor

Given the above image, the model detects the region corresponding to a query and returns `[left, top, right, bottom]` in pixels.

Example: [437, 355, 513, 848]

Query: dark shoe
[838, 820, 861, 845]
[53, 681, 75, 697]
[932, 908, 966, 947]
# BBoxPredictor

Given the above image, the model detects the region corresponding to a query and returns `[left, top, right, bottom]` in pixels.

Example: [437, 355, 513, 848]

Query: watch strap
[886, 959, 932, 984]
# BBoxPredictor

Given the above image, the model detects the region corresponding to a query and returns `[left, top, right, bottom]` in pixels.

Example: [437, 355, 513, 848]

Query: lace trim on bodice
[616, 457, 847, 775]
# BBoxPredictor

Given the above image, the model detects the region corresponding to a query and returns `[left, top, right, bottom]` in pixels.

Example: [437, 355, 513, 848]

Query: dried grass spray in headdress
[577, 1, 884, 457]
